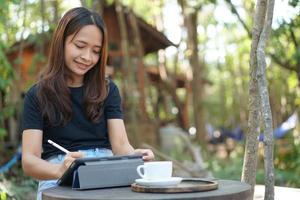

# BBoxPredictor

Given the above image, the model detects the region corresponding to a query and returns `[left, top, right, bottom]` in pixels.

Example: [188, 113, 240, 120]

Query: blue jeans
[37, 148, 113, 200]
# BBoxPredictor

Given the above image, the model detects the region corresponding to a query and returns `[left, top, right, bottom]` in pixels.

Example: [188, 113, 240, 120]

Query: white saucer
[135, 177, 182, 187]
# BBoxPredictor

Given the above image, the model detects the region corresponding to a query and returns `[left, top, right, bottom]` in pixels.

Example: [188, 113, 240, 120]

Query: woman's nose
[80, 49, 92, 63]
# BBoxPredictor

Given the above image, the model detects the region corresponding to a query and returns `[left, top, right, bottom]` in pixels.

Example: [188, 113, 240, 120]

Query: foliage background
[0, 0, 300, 199]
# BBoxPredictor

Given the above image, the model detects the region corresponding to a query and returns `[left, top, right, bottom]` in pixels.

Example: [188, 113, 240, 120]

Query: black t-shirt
[22, 80, 123, 160]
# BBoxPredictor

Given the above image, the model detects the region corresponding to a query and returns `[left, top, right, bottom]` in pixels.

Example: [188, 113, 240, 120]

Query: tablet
[57, 154, 143, 186]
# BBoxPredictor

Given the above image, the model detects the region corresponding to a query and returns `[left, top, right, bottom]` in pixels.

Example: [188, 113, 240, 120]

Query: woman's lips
[75, 60, 90, 70]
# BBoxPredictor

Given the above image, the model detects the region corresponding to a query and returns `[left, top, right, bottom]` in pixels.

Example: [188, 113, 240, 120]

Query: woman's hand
[134, 149, 155, 161]
[57, 151, 84, 178]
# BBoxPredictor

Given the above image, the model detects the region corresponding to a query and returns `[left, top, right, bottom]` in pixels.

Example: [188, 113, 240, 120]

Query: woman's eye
[75, 44, 84, 49]
[93, 51, 100, 54]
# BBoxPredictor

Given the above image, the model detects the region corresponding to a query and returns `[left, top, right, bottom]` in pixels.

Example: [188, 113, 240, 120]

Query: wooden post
[128, 10, 148, 120]
[115, 1, 140, 146]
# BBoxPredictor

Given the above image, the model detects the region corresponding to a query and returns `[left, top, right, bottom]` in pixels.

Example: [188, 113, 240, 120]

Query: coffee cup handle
[137, 165, 146, 178]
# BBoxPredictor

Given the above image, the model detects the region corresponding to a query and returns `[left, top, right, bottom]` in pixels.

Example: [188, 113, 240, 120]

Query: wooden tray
[131, 178, 218, 193]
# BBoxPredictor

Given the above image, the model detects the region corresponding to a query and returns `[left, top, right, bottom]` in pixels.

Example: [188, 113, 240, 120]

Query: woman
[21, 7, 154, 199]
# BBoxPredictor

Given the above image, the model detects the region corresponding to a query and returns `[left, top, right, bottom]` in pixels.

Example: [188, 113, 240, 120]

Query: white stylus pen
[47, 139, 70, 154]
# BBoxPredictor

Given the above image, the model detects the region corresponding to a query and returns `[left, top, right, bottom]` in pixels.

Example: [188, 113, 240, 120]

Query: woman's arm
[107, 119, 134, 155]
[107, 119, 154, 161]
[22, 130, 83, 180]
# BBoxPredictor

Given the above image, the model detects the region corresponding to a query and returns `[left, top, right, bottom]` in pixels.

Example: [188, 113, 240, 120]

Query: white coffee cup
[136, 161, 172, 180]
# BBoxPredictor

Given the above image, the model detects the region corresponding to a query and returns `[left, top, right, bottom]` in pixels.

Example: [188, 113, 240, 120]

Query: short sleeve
[104, 80, 123, 119]
[22, 85, 43, 131]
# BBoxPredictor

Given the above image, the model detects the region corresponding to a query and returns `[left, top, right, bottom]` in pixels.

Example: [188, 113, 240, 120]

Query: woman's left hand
[134, 148, 155, 161]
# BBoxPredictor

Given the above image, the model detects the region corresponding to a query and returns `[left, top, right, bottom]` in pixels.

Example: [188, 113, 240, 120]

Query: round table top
[42, 179, 251, 200]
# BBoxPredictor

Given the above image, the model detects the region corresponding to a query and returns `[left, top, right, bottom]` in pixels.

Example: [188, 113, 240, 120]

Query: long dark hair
[37, 7, 108, 125]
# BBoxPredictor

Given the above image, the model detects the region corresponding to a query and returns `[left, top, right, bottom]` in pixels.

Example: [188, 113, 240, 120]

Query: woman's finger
[67, 151, 85, 158]
[134, 149, 155, 161]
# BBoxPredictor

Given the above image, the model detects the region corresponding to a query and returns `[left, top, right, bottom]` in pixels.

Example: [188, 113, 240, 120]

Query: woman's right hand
[57, 152, 84, 178]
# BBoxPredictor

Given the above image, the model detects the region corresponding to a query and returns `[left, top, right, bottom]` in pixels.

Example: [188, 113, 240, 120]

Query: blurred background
[0, 0, 299, 199]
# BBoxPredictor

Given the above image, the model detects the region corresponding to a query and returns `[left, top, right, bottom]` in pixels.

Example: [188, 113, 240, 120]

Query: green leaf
[0, 128, 7, 138]
[287, 72, 298, 90]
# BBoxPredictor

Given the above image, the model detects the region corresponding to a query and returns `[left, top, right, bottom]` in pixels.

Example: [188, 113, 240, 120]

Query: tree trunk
[40, 0, 45, 54]
[242, 0, 275, 199]
[80, 0, 87, 8]
[92, 0, 104, 14]
[115, 1, 140, 146]
[51, 0, 59, 24]
[219, 67, 227, 126]
[179, 0, 206, 146]
[9, 0, 28, 146]
[256, 0, 275, 199]
[242, 0, 266, 197]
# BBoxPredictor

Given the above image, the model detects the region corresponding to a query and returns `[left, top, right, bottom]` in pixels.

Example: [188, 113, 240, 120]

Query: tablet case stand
[71, 157, 143, 190]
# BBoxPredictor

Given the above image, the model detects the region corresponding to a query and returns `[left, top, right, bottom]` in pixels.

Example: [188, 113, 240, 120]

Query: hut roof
[99, 4, 176, 55]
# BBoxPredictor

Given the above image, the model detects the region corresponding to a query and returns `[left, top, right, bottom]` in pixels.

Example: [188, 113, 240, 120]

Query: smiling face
[64, 24, 102, 87]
